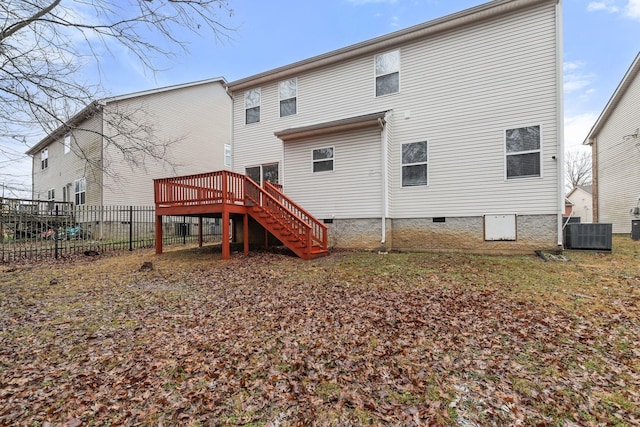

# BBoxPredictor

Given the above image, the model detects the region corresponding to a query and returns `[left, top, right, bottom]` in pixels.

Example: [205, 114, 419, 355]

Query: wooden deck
[154, 170, 328, 260]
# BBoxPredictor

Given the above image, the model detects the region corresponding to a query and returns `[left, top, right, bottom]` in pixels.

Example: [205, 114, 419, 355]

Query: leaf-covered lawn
[1, 237, 639, 426]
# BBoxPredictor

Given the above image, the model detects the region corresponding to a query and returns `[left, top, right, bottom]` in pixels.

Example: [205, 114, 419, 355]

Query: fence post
[129, 206, 133, 251]
[183, 215, 186, 245]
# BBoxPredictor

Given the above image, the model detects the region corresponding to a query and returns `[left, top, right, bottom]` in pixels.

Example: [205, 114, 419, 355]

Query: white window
[505, 125, 541, 179]
[74, 177, 86, 206]
[244, 88, 261, 124]
[47, 188, 55, 201]
[312, 147, 334, 173]
[375, 50, 400, 97]
[41, 148, 48, 169]
[224, 144, 232, 167]
[402, 141, 428, 187]
[279, 78, 297, 117]
[64, 134, 71, 154]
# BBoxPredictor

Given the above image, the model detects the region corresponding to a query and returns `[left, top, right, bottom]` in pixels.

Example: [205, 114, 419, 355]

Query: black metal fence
[0, 200, 222, 262]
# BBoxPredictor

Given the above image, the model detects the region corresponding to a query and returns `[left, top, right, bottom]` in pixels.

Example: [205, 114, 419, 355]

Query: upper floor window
[402, 141, 428, 186]
[313, 147, 334, 173]
[245, 88, 261, 124]
[74, 177, 86, 206]
[64, 134, 71, 154]
[47, 188, 55, 201]
[505, 125, 541, 179]
[224, 144, 232, 167]
[41, 148, 48, 170]
[375, 50, 400, 97]
[279, 78, 297, 117]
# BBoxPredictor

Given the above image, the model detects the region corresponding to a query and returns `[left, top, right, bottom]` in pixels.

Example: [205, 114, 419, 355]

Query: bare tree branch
[0, 0, 233, 192]
[565, 150, 592, 192]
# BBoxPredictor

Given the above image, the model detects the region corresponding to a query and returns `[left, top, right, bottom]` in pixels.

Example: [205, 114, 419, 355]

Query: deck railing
[154, 170, 246, 207]
[263, 181, 328, 251]
[154, 170, 328, 257]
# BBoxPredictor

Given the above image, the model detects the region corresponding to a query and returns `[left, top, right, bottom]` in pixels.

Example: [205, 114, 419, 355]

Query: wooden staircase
[245, 180, 329, 260]
[154, 170, 329, 260]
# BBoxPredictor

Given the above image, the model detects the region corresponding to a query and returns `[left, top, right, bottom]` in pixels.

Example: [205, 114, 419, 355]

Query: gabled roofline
[103, 77, 227, 103]
[26, 77, 228, 156]
[227, 0, 558, 92]
[25, 101, 102, 156]
[584, 51, 640, 145]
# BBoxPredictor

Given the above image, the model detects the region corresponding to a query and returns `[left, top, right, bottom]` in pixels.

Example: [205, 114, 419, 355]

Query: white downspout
[556, 0, 565, 248]
[380, 113, 390, 245]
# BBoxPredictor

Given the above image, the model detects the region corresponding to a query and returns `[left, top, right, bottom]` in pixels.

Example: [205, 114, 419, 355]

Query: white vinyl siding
[232, 1, 560, 219]
[284, 127, 382, 218]
[594, 69, 640, 233]
[64, 134, 71, 154]
[101, 81, 231, 206]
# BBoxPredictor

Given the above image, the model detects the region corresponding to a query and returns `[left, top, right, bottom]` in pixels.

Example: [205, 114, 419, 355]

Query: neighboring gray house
[27, 78, 232, 207]
[566, 185, 593, 223]
[227, 0, 564, 254]
[584, 52, 640, 234]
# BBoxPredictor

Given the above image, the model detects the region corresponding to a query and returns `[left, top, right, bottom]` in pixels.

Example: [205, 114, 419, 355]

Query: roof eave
[25, 101, 102, 156]
[227, 0, 558, 92]
[584, 51, 640, 145]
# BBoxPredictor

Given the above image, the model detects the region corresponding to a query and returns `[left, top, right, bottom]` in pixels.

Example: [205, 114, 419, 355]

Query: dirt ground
[1, 237, 639, 426]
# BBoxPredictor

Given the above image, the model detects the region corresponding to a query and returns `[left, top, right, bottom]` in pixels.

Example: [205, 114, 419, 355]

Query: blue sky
[3, 0, 639, 197]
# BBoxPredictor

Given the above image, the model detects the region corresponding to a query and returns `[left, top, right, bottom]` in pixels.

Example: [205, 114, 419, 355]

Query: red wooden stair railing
[154, 171, 328, 260]
[245, 179, 328, 260]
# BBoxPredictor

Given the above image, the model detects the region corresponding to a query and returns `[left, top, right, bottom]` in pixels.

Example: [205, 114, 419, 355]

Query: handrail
[263, 181, 328, 250]
[244, 178, 314, 252]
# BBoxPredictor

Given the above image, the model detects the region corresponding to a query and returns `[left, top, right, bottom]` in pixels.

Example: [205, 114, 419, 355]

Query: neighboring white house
[227, 0, 564, 253]
[566, 185, 593, 223]
[584, 52, 640, 234]
[27, 78, 232, 207]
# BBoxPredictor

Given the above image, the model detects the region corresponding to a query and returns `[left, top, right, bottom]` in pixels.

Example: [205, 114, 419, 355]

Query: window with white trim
[244, 88, 261, 124]
[279, 78, 297, 117]
[312, 147, 334, 173]
[64, 134, 71, 154]
[47, 188, 55, 201]
[505, 125, 541, 179]
[375, 50, 400, 97]
[41, 148, 48, 169]
[74, 177, 86, 206]
[224, 144, 232, 167]
[402, 141, 428, 187]
[245, 163, 279, 185]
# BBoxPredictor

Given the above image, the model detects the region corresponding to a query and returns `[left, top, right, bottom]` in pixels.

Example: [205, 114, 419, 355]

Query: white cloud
[564, 112, 600, 148]
[587, 1, 620, 13]
[564, 61, 596, 95]
[625, 0, 640, 19]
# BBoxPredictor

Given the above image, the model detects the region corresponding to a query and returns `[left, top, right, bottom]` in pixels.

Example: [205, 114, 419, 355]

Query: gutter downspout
[555, 0, 565, 248]
[380, 114, 390, 245]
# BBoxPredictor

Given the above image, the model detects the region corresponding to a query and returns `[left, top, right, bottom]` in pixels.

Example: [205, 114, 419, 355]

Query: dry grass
[1, 236, 639, 426]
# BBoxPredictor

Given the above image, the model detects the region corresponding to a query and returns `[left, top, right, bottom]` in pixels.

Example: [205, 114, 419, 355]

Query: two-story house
[584, 52, 640, 234]
[227, 0, 564, 253]
[27, 78, 232, 207]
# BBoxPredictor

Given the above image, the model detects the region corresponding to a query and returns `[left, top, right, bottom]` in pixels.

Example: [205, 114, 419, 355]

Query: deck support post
[243, 213, 249, 255]
[155, 215, 163, 254]
[198, 217, 203, 247]
[222, 208, 230, 260]
[264, 229, 269, 251]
